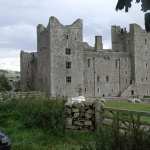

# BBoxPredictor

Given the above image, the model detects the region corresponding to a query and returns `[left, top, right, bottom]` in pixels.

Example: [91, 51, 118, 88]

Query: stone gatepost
[94, 100, 104, 131]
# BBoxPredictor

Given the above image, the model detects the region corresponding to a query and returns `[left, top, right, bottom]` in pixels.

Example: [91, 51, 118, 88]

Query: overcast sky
[0, 0, 144, 71]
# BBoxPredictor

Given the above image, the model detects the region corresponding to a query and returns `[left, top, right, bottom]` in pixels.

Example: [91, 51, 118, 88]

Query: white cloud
[0, 57, 20, 71]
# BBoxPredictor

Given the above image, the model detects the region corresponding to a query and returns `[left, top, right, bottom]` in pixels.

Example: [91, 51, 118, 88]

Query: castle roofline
[47, 16, 82, 28]
[111, 23, 145, 33]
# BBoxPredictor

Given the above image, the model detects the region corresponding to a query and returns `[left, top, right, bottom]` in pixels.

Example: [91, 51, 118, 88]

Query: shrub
[0, 96, 66, 135]
[0, 75, 12, 91]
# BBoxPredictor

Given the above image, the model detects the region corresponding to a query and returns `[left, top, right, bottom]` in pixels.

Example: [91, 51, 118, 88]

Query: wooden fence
[102, 106, 150, 131]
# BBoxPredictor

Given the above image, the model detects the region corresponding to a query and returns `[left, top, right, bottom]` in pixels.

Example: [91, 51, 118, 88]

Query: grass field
[105, 100, 150, 112]
[105, 100, 150, 124]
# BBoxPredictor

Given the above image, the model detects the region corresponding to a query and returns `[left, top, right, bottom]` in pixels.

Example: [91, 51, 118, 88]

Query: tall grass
[0, 96, 66, 135]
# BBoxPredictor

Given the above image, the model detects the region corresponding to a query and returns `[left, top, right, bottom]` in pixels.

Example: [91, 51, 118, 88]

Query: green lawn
[105, 100, 150, 112]
[105, 100, 150, 124]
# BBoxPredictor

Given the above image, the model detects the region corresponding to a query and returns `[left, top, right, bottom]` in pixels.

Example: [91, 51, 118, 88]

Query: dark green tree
[0, 75, 12, 91]
[116, 0, 150, 32]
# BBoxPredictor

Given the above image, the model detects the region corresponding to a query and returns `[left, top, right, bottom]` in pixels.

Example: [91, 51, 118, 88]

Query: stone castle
[20, 16, 150, 97]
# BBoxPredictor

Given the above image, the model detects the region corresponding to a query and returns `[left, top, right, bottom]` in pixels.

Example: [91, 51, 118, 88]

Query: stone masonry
[20, 16, 150, 97]
[65, 100, 103, 131]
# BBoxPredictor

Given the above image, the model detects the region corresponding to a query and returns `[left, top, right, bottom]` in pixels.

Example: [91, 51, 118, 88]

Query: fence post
[94, 100, 104, 131]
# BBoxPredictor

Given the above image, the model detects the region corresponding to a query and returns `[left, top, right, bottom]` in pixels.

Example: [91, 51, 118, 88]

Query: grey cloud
[0, 24, 36, 50]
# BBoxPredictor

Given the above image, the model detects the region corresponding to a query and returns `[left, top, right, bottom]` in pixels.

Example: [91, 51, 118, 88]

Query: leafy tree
[116, 0, 150, 32]
[0, 75, 12, 91]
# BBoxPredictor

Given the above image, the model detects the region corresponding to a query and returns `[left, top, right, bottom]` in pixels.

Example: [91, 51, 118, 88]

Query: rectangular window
[88, 59, 91, 67]
[66, 34, 69, 39]
[97, 76, 100, 82]
[106, 76, 109, 82]
[115, 60, 118, 68]
[66, 76, 71, 83]
[66, 48, 71, 55]
[145, 39, 147, 45]
[66, 61, 71, 69]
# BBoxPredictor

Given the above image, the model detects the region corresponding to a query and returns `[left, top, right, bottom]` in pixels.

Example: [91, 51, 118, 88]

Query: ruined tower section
[20, 51, 37, 91]
[129, 24, 150, 96]
[36, 24, 51, 94]
[49, 17, 84, 97]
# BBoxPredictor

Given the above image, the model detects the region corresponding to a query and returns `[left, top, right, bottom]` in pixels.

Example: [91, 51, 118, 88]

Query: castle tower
[111, 26, 128, 52]
[48, 17, 84, 97]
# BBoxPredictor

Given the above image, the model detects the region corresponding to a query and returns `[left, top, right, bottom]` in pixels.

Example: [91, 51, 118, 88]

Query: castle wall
[36, 25, 51, 94]
[111, 26, 129, 52]
[128, 24, 150, 96]
[20, 51, 37, 91]
[84, 50, 131, 97]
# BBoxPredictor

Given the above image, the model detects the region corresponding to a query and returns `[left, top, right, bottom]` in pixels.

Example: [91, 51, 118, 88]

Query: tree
[116, 0, 150, 32]
[0, 75, 12, 92]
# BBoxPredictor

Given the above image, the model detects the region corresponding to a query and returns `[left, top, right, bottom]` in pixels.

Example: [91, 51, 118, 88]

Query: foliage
[116, 0, 150, 12]
[0, 75, 12, 91]
[9, 97, 65, 134]
[116, 0, 150, 32]
[143, 95, 150, 98]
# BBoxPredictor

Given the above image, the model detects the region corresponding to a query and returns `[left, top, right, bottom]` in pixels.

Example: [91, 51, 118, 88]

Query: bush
[0, 97, 66, 135]
[0, 75, 12, 91]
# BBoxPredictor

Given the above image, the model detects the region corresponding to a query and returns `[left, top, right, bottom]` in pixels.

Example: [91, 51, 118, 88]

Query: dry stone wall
[65, 100, 103, 131]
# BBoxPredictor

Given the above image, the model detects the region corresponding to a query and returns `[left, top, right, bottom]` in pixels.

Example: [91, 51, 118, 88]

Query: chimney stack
[95, 36, 103, 50]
